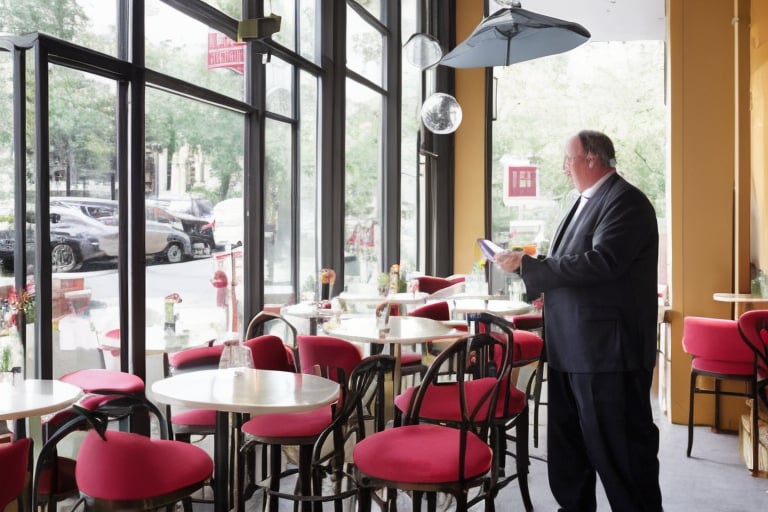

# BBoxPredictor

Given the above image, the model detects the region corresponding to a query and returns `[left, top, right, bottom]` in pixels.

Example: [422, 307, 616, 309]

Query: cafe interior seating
[736, 310, 768, 476]
[240, 334, 361, 512]
[162, 341, 225, 443]
[0, 437, 32, 512]
[355, 333, 512, 512]
[682, 316, 756, 459]
[48, 403, 212, 512]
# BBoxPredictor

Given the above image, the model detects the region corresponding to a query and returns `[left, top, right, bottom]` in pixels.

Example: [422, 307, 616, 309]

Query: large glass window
[146, 0, 245, 101]
[298, 70, 318, 301]
[489, 41, 667, 288]
[344, 80, 382, 287]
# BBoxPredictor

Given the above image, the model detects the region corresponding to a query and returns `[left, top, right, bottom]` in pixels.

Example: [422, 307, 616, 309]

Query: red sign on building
[207, 32, 245, 75]
[506, 165, 538, 198]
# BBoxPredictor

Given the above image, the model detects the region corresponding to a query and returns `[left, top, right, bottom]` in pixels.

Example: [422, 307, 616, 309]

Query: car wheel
[165, 242, 184, 263]
[52, 243, 80, 272]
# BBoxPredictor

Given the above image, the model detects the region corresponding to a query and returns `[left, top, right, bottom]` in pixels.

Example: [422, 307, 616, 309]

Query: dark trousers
[547, 367, 663, 512]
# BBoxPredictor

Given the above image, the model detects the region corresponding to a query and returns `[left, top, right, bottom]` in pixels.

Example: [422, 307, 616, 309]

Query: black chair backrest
[313, 354, 396, 454]
[404, 333, 511, 435]
[738, 309, 768, 376]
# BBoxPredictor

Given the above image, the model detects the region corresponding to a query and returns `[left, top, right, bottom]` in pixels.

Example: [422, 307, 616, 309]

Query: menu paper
[478, 239, 506, 261]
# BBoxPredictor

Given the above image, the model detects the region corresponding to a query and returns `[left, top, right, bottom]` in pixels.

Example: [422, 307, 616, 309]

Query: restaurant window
[145, 0, 245, 102]
[400, 0, 423, 274]
[488, 40, 668, 291]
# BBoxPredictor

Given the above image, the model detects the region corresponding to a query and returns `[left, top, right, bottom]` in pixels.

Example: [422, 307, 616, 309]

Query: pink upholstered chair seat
[241, 406, 333, 439]
[400, 352, 423, 365]
[354, 423, 492, 484]
[76, 430, 212, 501]
[690, 357, 754, 375]
[0, 438, 32, 511]
[172, 408, 217, 427]
[509, 330, 543, 363]
[167, 344, 224, 370]
[36, 456, 76, 495]
[59, 369, 145, 394]
[395, 377, 526, 421]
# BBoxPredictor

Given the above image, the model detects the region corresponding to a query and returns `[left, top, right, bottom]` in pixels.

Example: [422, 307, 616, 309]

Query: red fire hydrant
[211, 270, 228, 307]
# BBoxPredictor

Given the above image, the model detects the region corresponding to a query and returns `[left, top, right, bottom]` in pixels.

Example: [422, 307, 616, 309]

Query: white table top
[100, 325, 219, 355]
[150, 368, 340, 415]
[281, 302, 340, 320]
[713, 292, 768, 303]
[0, 379, 83, 420]
[452, 299, 532, 316]
[337, 291, 429, 305]
[323, 315, 463, 345]
[449, 292, 508, 301]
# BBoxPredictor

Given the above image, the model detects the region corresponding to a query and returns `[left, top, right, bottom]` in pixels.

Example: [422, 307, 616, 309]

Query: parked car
[146, 199, 214, 256]
[97, 215, 192, 263]
[52, 196, 199, 261]
[0, 207, 116, 273]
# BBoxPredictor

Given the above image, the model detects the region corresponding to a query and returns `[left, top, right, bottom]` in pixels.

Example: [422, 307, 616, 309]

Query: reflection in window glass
[346, 6, 383, 87]
[145, 0, 244, 101]
[200, 0, 241, 19]
[266, 56, 294, 118]
[145, 88, 244, 339]
[298, 71, 318, 301]
[44, 65, 119, 377]
[400, 0, 420, 273]
[270, 0, 295, 52]
[345, 80, 382, 287]
[0, 0, 117, 57]
[265, 119, 294, 304]
[298, 0, 318, 63]
[352, 0, 381, 20]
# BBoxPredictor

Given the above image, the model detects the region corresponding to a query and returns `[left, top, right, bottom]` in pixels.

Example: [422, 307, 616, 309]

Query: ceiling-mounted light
[403, 33, 443, 71]
[440, 4, 590, 68]
[420, 93, 463, 135]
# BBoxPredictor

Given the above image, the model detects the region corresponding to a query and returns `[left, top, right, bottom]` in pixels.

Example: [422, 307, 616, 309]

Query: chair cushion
[59, 369, 145, 395]
[76, 430, 212, 501]
[416, 277, 454, 295]
[44, 395, 115, 430]
[401, 352, 424, 366]
[353, 423, 492, 483]
[36, 456, 76, 495]
[691, 358, 754, 377]
[395, 377, 526, 419]
[241, 406, 333, 439]
[172, 408, 217, 427]
[167, 345, 224, 371]
[511, 330, 543, 363]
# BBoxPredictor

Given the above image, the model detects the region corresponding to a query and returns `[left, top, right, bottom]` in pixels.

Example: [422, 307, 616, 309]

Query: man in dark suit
[496, 130, 662, 511]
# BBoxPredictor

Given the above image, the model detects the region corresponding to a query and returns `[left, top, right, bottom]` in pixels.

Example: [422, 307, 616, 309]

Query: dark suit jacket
[521, 173, 659, 373]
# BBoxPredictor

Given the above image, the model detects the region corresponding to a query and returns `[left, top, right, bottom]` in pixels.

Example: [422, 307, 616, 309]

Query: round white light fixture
[403, 33, 443, 71]
[420, 93, 463, 134]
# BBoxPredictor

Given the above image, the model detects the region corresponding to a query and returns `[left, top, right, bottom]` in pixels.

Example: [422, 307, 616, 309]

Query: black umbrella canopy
[440, 7, 591, 68]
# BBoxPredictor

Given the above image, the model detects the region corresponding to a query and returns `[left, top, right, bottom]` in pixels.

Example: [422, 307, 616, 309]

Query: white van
[212, 198, 243, 248]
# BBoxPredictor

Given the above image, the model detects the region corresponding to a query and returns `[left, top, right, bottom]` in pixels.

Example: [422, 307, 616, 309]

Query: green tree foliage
[491, 40, 666, 242]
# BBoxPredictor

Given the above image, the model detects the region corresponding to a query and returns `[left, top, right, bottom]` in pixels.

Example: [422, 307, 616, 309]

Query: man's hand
[494, 250, 524, 273]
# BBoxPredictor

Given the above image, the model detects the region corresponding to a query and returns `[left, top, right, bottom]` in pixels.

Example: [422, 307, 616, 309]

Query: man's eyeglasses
[563, 154, 587, 169]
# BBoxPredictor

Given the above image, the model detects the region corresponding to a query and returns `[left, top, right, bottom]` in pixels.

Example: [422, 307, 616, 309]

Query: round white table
[0, 378, 83, 485]
[151, 368, 340, 512]
[452, 299, 532, 316]
[0, 379, 83, 423]
[281, 303, 341, 335]
[99, 325, 220, 356]
[323, 316, 463, 394]
[713, 292, 768, 317]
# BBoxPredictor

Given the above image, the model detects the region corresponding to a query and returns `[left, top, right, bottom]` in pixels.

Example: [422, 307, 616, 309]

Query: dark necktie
[551, 196, 581, 254]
